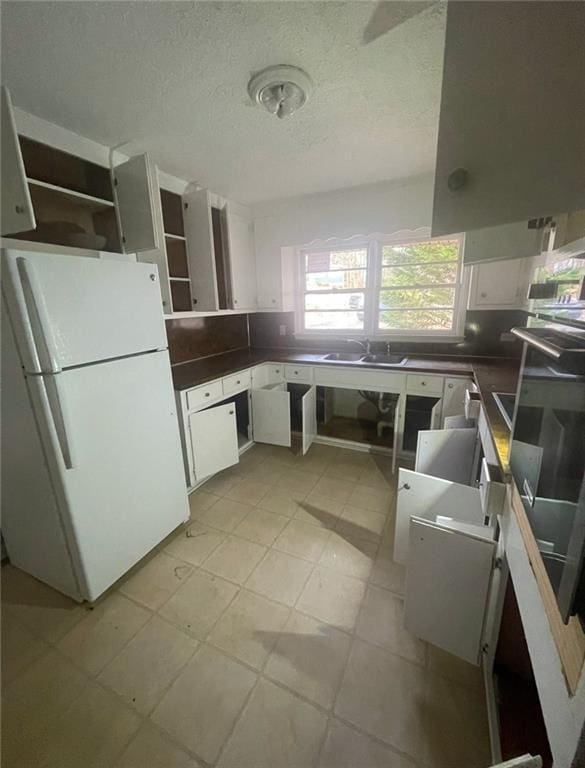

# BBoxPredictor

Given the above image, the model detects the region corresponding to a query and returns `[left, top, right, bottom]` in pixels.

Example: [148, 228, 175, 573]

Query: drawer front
[267, 364, 285, 383]
[314, 365, 406, 392]
[186, 379, 223, 410]
[223, 369, 251, 396]
[406, 374, 444, 395]
[284, 365, 313, 383]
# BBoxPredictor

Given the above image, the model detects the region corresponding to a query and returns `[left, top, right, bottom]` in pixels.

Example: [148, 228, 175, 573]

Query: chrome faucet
[345, 338, 371, 354]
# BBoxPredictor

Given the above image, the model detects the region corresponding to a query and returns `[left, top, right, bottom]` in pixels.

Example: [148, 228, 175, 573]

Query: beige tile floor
[1, 443, 491, 768]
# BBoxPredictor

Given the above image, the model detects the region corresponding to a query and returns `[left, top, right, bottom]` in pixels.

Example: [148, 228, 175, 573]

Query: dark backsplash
[166, 314, 248, 365]
[248, 309, 528, 358]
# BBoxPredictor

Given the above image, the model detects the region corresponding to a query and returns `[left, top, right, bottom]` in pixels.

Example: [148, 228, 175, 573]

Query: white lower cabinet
[188, 402, 239, 481]
[404, 517, 496, 664]
[251, 380, 317, 454]
[396, 419, 507, 669]
[442, 376, 474, 423]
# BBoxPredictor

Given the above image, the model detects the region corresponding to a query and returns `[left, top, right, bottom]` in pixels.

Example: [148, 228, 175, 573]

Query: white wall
[251, 174, 434, 310]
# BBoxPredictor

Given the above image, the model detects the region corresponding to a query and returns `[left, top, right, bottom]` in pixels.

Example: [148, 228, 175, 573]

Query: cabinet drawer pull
[398, 483, 411, 491]
[421, 381, 426, 386]
[229, 410, 234, 415]
[448, 383, 453, 389]
[236, 380, 241, 384]
[205, 392, 210, 397]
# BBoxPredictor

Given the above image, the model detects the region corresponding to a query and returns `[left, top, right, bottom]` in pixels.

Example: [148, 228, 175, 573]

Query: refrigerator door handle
[17, 257, 61, 373]
[33, 376, 77, 470]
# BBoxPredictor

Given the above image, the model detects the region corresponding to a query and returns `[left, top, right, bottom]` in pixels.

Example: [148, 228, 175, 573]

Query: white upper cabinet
[183, 187, 219, 311]
[432, 2, 585, 237]
[113, 154, 161, 253]
[226, 204, 257, 310]
[463, 221, 542, 266]
[468, 257, 532, 310]
[1, 87, 35, 235]
[114, 155, 171, 311]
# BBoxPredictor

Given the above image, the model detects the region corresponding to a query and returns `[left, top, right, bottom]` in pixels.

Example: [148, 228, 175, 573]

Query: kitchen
[1, 2, 585, 768]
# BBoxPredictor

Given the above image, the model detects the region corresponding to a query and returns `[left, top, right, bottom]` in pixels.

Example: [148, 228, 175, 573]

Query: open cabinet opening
[316, 385, 398, 448]
[494, 579, 553, 767]
[403, 395, 442, 452]
[211, 206, 231, 310]
[9, 136, 121, 252]
[160, 188, 192, 312]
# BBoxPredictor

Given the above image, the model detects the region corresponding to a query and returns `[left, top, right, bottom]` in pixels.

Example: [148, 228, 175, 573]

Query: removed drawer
[465, 388, 481, 420]
[479, 457, 506, 520]
[406, 374, 444, 395]
[223, 369, 251, 396]
[186, 379, 223, 410]
[285, 365, 313, 383]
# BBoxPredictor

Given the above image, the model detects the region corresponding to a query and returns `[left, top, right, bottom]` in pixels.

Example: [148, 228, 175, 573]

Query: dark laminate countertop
[171, 347, 520, 470]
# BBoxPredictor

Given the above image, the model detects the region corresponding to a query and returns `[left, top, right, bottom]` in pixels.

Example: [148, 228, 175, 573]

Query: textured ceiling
[1, 1, 446, 204]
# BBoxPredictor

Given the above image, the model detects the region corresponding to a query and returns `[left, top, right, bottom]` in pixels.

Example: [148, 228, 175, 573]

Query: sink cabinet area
[175, 360, 474, 489]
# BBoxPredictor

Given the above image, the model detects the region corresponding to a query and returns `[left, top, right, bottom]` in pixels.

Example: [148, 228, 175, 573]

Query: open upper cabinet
[432, 2, 585, 238]
[184, 188, 257, 312]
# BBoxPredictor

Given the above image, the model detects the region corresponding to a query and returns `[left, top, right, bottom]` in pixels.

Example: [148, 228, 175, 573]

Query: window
[299, 235, 465, 337]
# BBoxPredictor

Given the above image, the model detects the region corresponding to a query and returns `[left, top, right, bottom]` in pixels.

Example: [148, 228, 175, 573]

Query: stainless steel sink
[323, 352, 365, 361]
[361, 354, 407, 366]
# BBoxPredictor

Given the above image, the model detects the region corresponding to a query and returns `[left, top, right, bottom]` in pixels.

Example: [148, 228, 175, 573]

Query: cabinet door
[442, 377, 473, 422]
[468, 258, 531, 310]
[114, 154, 161, 253]
[464, 223, 541, 268]
[227, 205, 257, 310]
[1, 87, 35, 235]
[183, 187, 219, 311]
[429, 398, 442, 430]
[251, 384, 291, 447]
[301, 385, 317, 455]
[391, 393, 403, 474]
[394, 467, 484, 564]
[188, 402, 239, 481]
[432, 2, 585, 236]
[415, 427, 477, 485]
[404, 517, 496, 665]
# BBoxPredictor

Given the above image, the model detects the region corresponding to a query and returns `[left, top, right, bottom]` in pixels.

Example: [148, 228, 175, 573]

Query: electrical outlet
[279, 325, 287, 336]
[500, 332, 516, 343]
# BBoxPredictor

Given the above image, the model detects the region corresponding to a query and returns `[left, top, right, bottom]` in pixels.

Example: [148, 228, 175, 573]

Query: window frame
[296, 232, 468, 340]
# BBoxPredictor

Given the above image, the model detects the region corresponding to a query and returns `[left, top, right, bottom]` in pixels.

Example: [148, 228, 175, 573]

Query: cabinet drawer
[406, 374, 444, 395]
[267, 364, 285, 383]
[284, 365, 312, 383]
[222, 369, 251, 396]
[186, 379, 223, 410]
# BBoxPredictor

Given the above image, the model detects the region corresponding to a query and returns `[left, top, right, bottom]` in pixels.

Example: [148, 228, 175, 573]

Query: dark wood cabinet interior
[9, 136, 120, 252]
[495, 578, 552, 767]
[160, 188, 192, 312]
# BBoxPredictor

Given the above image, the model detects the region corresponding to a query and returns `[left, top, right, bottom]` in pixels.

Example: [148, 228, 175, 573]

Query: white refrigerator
[1, 249, 190, 601]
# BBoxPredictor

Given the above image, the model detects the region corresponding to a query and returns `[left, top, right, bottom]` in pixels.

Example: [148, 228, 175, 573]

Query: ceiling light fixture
[247, 65, 312, 119]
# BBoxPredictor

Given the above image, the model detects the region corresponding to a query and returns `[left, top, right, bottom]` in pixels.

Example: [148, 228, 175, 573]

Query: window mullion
[363, 240, 378, 336]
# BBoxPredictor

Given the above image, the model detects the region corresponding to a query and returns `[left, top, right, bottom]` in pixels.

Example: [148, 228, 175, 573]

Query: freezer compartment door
[2, 249, 167, 372]
[34, 350, 189, 601]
